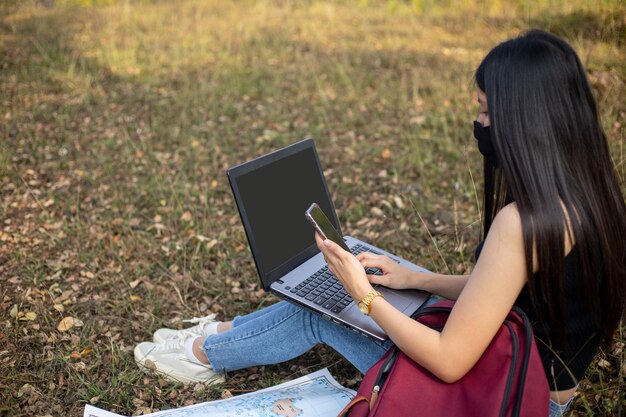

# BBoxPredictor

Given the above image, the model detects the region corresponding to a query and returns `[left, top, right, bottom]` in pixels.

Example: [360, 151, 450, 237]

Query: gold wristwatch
[358, 290, 384, 315]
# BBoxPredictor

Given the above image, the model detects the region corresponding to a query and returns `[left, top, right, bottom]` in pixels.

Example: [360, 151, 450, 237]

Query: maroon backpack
[339, 301, 550, 417]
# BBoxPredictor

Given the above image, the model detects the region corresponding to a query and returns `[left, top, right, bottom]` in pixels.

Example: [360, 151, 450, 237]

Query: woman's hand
[355, 252, 420, 290]
[315, 233, 374, 303]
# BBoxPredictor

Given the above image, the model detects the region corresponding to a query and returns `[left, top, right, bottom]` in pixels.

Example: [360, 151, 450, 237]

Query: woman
[134, 30, 626, 416]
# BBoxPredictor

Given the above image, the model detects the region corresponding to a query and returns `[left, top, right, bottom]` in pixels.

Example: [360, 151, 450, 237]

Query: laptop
[226, 138, 430, 341]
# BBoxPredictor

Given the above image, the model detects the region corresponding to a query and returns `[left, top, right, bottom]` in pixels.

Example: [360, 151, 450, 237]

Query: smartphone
[305, 203, 351, 252]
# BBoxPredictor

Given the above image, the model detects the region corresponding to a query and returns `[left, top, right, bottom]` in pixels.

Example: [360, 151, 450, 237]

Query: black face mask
[473, 121, 499, 167]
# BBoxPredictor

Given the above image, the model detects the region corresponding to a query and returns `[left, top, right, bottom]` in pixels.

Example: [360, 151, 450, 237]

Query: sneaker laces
[140, 332, 213, 370]
[150, 331, 197, 354]
[182, 313, 217, 325]
[181, 314, 218, 333]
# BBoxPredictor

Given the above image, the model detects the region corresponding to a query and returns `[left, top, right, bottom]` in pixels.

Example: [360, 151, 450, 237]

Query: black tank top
[474, 240, 601, 390]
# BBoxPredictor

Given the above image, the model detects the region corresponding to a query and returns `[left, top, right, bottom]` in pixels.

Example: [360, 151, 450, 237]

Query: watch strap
[358, 290, 384, 315]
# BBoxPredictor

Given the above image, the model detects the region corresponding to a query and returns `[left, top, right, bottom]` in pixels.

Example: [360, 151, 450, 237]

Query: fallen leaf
[221, 389, 233, 399]
[129, 295, 141, 302]
[381, 148, 392, 159]
[9, 304, 18, 318]
[129, 279, 141, 289]
[57, 317, 75, 332]
[206, 239, 219, 250]
[53, 304, 65, 313]
[23, 311, 37, 321]
[393, 195, 405, 209]
[43, 221, 63, 230]
[144, 359, 157, 371]
[597, 358, 611, 370]
[46, 270, 63, 281]
[381, 200, 393, 210]
[370, 207, 384, 217]
[211, 180, 218, 189]
[180, 211, 192, 221]
[17, 383, 35, 398]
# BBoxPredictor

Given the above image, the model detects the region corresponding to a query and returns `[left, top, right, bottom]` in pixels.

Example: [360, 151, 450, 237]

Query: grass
[0, 0, 624, 416]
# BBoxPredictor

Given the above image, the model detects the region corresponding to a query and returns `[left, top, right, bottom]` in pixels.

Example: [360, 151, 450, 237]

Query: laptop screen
[227, 139, 341, 289]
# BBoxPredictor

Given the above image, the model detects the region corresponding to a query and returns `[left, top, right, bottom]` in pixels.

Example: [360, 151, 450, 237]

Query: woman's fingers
[323, 237, 345, 257]
[315, 233, 346, 271]
[356, 253, 389, 270]
[314, 231, 325, 249]
[367, 273, 389, 286]
[315, 233, 332, 258]
[316, 232, 348, 259]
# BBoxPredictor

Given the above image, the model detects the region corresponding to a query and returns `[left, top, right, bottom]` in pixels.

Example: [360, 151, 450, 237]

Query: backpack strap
[510, 306, 534, 417]
[410, 304, 453, 319]
[499, 321, 519, 417]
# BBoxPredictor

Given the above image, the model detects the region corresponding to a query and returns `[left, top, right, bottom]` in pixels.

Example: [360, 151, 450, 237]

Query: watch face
[358, 303, 368, 314]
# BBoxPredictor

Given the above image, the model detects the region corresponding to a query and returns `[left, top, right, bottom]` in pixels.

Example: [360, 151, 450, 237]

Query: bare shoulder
[489, 203, 523, 243]
[488, 202, 541, 271]
[490, 202, 573, 266]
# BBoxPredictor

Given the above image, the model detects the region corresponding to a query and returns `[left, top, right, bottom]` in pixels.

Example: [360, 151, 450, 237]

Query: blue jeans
[549, 398, 573, 417]
[201, 300, 397, 373]
[201, 297, 572, 417]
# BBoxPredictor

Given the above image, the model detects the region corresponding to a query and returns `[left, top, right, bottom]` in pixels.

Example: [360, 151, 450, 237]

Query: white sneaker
[134, 333, 225, 384]
[153, 314, 219, 343]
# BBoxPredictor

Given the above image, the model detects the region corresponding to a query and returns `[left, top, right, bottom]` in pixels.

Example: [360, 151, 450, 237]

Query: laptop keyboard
[288, 243, 386, 314]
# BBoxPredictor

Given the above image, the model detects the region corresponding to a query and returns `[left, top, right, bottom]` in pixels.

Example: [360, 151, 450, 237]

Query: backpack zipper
[370, 385, 380, 411]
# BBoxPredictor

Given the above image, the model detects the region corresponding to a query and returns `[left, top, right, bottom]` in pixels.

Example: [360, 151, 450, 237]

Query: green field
[1, 1, 624, 415]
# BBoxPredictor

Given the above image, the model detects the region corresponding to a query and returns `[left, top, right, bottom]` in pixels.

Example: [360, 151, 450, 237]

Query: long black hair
[475, 29, 626, 345]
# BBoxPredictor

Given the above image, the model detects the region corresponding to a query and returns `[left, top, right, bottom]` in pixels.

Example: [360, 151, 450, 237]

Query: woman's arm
[318, 204, 527, 383]
[355, 252, 470, 300]
[414, 272, 470, 300]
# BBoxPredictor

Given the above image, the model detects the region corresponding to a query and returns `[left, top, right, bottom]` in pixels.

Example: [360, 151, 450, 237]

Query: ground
[1, 0, 624, 416]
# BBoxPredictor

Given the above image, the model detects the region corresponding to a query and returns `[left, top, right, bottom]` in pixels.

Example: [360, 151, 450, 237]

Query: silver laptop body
[226, 138, 430, 341]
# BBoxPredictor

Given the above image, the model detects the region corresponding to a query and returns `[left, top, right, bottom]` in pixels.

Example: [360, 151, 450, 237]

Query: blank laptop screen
[234, 145, 339, 280]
